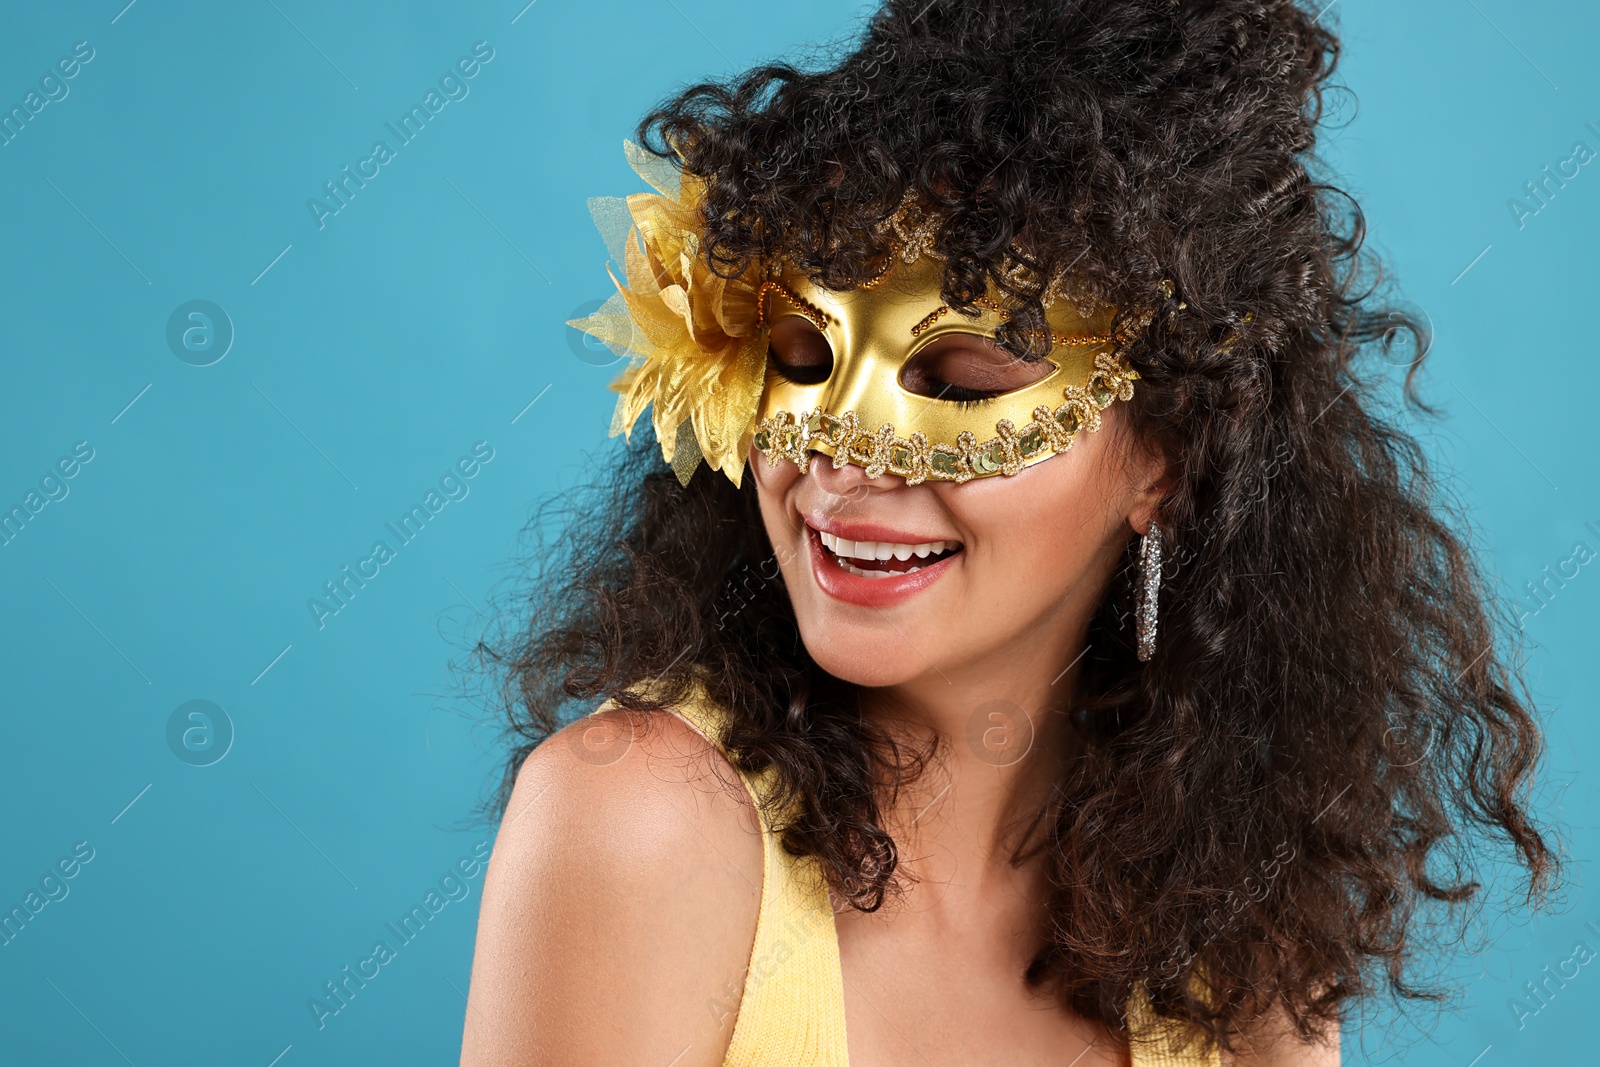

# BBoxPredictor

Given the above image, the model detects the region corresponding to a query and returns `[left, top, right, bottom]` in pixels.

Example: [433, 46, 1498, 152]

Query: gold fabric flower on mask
[567, 141, 767, 488]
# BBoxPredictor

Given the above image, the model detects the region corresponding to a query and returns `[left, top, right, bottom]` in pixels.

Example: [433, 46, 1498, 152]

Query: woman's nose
[806, 447, 902, 497]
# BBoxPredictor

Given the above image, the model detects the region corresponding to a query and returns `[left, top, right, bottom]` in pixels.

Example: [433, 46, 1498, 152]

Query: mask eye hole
[768, 317, 833, 386]
[899, 334, 1055, 403]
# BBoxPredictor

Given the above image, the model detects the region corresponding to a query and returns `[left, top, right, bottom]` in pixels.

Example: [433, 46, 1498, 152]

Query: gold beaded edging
[756, 279, 830, 332]
[908, 300, 1114, 346]
[910, 305, 950, 337]
[753, 352, 1140, 485]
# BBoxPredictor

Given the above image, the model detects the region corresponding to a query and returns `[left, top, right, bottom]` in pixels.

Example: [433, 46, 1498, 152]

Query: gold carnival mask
[569, 141, 1166, 489]
[752, 251, 1147, 485]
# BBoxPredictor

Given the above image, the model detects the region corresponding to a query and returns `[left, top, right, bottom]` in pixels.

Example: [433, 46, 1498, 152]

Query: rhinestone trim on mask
[752, 351, 1139, 484]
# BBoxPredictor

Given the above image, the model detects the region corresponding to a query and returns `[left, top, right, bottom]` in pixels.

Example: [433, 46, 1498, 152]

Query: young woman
[459, 2, 1556, 1064]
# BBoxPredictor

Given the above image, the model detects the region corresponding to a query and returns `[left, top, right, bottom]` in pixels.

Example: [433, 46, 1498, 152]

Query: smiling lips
[803, 517, 964, 607]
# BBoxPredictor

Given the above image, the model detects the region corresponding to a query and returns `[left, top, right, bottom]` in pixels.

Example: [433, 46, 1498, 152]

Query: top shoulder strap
[1125, 983, 1223, 1067]
[665, 677, 732, 755]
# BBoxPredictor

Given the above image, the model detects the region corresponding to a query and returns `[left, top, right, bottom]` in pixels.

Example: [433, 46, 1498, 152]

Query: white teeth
[817, 529, 961, 563]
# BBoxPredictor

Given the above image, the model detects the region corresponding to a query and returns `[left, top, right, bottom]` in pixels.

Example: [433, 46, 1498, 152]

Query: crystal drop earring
[1136, 521, 1163, 662]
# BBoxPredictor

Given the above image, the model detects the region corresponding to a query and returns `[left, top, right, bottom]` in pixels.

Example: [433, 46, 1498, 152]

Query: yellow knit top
[603, 678, 1220, 1067]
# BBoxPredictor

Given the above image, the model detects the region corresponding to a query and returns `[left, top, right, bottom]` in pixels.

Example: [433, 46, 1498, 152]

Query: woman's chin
[796, 625, 946, 690]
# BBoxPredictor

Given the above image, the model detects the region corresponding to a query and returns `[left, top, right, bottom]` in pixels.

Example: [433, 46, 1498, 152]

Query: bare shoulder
[460, 706, 764, 1067]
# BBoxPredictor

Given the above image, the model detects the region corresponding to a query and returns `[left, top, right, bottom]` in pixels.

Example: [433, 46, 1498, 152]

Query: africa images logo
[307, 41, 495, 230]
[306, 842, 491, 1030]
[307, 441, 495, 630]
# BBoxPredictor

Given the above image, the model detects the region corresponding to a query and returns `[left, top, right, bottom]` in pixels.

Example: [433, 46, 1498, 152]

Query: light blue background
[0, 1, 1594, 1063]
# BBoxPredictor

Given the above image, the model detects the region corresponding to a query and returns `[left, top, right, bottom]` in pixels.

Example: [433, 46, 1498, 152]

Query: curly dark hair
[477, 0, 1557, 1056]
